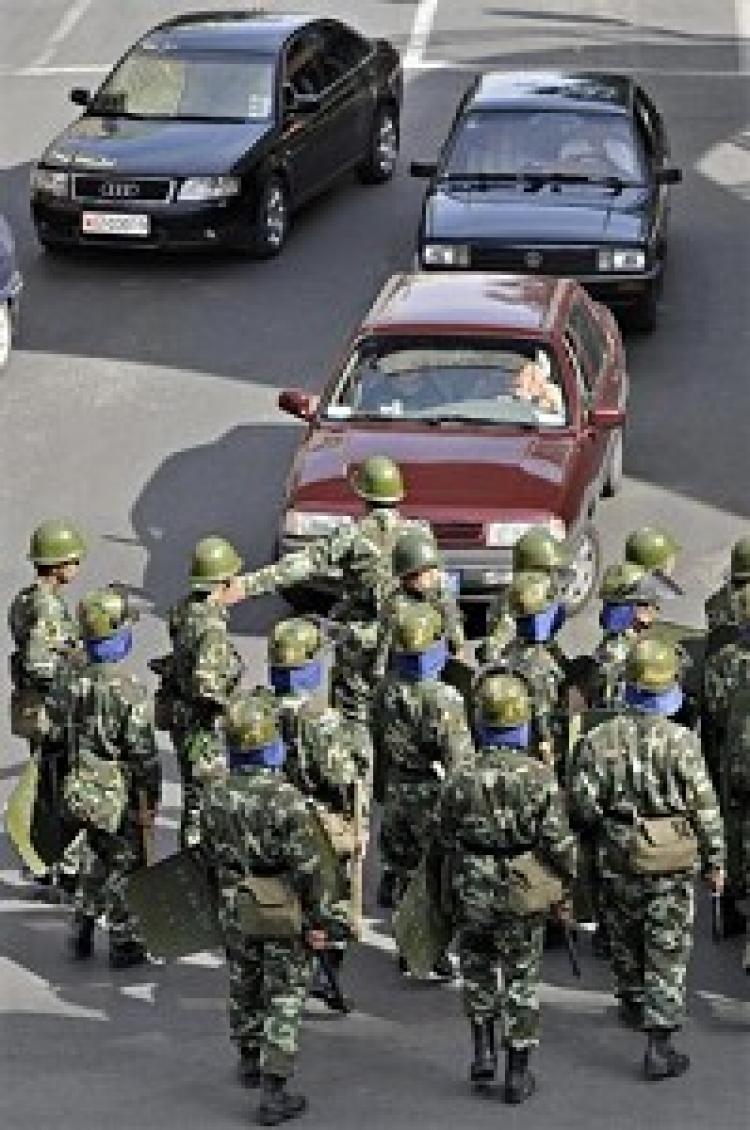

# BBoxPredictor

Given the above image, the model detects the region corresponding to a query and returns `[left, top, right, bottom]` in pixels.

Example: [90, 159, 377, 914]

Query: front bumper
[574, 263, 662, 309]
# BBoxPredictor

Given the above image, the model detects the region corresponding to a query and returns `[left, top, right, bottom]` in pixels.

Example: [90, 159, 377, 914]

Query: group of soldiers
[6, 454, 748, 1126]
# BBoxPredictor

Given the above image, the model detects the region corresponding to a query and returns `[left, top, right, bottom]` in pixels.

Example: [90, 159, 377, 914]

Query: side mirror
[590, 406, 626, 430]
[69, 87, 92, 108]
[410, 160, 438, 179]
[278, 388, 319, 422]
[655, 166, 682, 186]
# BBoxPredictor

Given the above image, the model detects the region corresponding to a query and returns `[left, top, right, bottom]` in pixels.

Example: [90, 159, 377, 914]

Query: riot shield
[126, 848, 221, 958]
[5, 760, 48, 877]
[306, 804, 348, 904]
[393, 853, 453, 977]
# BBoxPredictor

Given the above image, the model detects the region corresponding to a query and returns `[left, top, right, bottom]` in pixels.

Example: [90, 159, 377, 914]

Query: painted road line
[30, 0, 96, 69]
[404, 0, 440, 70]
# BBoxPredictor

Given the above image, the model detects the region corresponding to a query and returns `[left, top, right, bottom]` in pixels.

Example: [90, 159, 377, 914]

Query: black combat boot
[377, 871, 396, 909]
[469, 1020, 497, 1086]
[257, 1075, 307, 1126]
[109, 939, 147, 969]
[70, 914, 95, 960]
[617, 997, 643, 1030]
[721, 895, 747, 939]
[238, 1048, 261, 1088]
[504, 1047, 536, 1104]
[644, 1030, 690, 1081]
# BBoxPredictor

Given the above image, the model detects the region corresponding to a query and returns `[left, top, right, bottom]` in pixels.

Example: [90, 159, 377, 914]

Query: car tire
[602, 428, 624, 498]
[252, 175, 289, 258]
[357, 104, 400, 184]
[562, 523, 601, 615]
[0, 301, 11, 370]
[629, 284, 658, 333]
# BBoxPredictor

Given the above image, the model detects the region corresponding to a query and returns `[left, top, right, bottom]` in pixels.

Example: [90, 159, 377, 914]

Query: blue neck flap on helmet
[391, 637, 448, 682]
[600, 602, 636, 634]
[229, 738, 287, 772]
[516, 602, 565, 643]
[270, 657, 323, 696]
[86, 627, 133, 664]
[479, 723, 531, 749]
[625, 684, 684, 717]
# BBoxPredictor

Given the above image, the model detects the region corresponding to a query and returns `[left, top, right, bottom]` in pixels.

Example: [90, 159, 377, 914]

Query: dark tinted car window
[323, 23, 371, 81]
[566, 301, 607, 390]
[285, 31, 327, 97]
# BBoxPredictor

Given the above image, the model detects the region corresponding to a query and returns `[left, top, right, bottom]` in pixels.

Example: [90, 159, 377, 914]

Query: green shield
[393, 854, 453, 977]
[306, 804, 347, 902]
[126, 848, 221, 958]
[5, 760, 48, 878]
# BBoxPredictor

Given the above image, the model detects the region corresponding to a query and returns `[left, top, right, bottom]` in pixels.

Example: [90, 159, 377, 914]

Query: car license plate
[81, 212, 150, 237]
[445, 570, 461, 595]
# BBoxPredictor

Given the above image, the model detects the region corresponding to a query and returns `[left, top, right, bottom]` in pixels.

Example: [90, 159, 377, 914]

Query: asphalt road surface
[0, 3, 748, 1129]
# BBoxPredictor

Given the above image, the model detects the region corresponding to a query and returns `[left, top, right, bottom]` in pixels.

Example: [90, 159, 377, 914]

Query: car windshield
[444, 110, 646, 182]
[323, 338, 569, 428]
[92, 47, 276, 122]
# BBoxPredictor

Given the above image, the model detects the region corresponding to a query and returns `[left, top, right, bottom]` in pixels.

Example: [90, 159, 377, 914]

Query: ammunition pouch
[236, 875, 302, 940]
[63, 750, 127, 834]
[10, 686, 50, 741]
[506, 851, 564, 916]
[628, 815, 698, 875]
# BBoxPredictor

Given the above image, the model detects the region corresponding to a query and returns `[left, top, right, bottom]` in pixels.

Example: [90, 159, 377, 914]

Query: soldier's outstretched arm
[215, 524, 358, 606]
[677, 735, 725, 874]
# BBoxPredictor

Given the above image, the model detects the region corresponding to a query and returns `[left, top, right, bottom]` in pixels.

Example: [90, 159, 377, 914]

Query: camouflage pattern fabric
[480, 638, 569, 767]
[591, 630, 636, 708]
[705, 582, 742, 632]
[75, 819, 146, 952]
[228, 939, 311, 1077]
[459, 921, 544, 1048]
[275, 692, 371, 804]
[478, 601, 515, 663]
[374, 581, 466, 681]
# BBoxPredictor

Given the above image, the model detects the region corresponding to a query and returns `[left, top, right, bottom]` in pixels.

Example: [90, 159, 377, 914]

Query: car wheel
[0, 302, 11, 371]
[357, 105, 400, 184]
[253, 175, 289, 258]
[562, 523, 601, 614]
[602, 429, 624, 498]
[629, 284, 658, 333]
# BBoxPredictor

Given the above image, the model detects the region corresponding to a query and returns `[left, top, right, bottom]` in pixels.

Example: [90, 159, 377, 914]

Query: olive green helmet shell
[392, 602, 443, 653]
[477, 674, 532, 727]
[189, 536, 243, 590]
[626, 637, 680, 692]
[225, 691, 279, 749]
[28, 520, 87, 566]
[392, 530, 440, 578]
[353, 455, 405, 504]
[508, 570, 555, 617]
[512, 527, 569, 574]
[269, 618, 322, 667]
[78, 588, 131, 640]
[600, 561, 648, 603]
[730, 537, 750, 583]
[625, 527, 680, 574]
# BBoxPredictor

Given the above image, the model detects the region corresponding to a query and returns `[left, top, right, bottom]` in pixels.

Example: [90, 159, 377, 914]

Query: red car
[277, 272, 627, 610]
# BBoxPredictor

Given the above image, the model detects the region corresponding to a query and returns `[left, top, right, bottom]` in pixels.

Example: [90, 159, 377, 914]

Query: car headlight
[485, 517, 566, 548]
[177, 176, 241, 202]
[597, 248, 646, 272]
[422, 242, 471, 268]
[284, 511, 354, 538]
[31, 167, 69, 198]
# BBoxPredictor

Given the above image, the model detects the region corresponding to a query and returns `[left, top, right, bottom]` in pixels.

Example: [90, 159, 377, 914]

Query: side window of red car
[565, 301, 607, 394]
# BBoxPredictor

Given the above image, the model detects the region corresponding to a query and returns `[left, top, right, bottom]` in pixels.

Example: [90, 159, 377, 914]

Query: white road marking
[736, 0, 750, 73]
[404, 0, 440, 70]
[120, 982, 157, 1004]
[696, 130, 750, 202]
[30, 0, 96, 69]
[695, 990, 750, 1025]
[0, 956, 107, 1019]
[14, 64, 109, 77]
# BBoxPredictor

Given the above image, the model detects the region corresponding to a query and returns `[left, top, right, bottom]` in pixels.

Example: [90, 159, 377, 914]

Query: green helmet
[600, 561, 648, 604]
[625, 637, 680, 692]
[508, 571, 555, 617]
[477, 674, 532, 728]
[392, 602, 443, 653]
[512, 527, 568, 574]
[625, 527, 680, 574]
[730, 537, 750, 583]
[189, 536, 243, 590]
[225, 691, 279, 749]
[392, 530, 440, 579]
[353, 455, 404, 504]
[78, 588, 131, 640]
[28, 520, 86, 567]
[269, 618, 322, 667]
[734, 583, 750, 624]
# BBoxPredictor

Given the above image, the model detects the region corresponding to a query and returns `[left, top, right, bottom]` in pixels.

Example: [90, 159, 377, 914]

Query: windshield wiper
[442, 170, 643, 194]
[419, 415, 540, 428]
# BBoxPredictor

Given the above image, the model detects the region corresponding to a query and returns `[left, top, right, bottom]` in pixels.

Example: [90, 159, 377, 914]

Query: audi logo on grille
[525, 251, 543, 269]
[100, 182, 140, 199]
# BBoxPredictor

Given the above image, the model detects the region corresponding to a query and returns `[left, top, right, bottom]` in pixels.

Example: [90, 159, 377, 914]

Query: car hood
[425, 184, 649, 243]
[43, 116, 273, 176]
[287, 426, 579, 522]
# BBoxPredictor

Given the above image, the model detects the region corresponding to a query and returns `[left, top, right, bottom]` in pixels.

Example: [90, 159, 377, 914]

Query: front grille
[431, 521, 485, 547]
[471, 245, 597, 274]
[73, 176, 172, 202]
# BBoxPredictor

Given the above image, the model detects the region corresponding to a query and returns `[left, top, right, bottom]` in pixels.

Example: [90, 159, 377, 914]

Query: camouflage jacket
[478, 599, 515, 664]
[703, 639, 750, 719]
[374, 584, 465, 680]
[56, 662, 161, 806]
[569, 713, 724, 873]
[373, 674, 473, 780]
[200, 767, 329, 926]
[238, 508, 429, 619]
[591, 629, 637, 708]
[705, 582, 742, 632]
[483, 638, 569, 750]
[275, 691, 371, 800]
[8, 581, 78, 688]
[166, 595, 244, 710]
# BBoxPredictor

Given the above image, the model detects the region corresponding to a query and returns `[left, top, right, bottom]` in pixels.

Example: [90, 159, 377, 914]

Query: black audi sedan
[31, 11, 402, 255]
[411, 73, 681, 330]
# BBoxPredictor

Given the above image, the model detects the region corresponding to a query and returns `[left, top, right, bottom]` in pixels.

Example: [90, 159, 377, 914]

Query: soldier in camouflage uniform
[438, 674, 576, 1103]
[199, 691, 335, 1126]
[8, 521, 87, 870]
[704, 535, 750, 632]
[157, 537, 245, 846]
[218, 456, 429, 724]
[625, 526, 680, 577]
[374, 601, 473, 966]
[483, 526, 571, 658]
[569, 639, 725, 1080]
[702, 583, 750, 941]
[58, 589, 160, 967]
[590, 561, 655, 707]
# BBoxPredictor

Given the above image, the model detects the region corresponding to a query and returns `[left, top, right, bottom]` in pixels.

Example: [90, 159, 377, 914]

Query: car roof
[362, 273, 569, 336]
[147, 10, 315, 53]
[469, 71, 634, 115]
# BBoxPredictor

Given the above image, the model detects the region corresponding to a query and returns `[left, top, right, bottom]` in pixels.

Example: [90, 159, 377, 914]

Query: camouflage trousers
[227, 935, 312, 1078]
[379, 777, 443, 901]
[74, 818, 145, 952]
[330, 623, 379, 726]
[458, 917, 545, 1049]
[601, 870, 694, 1030]
[172, 725, 218, 848]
